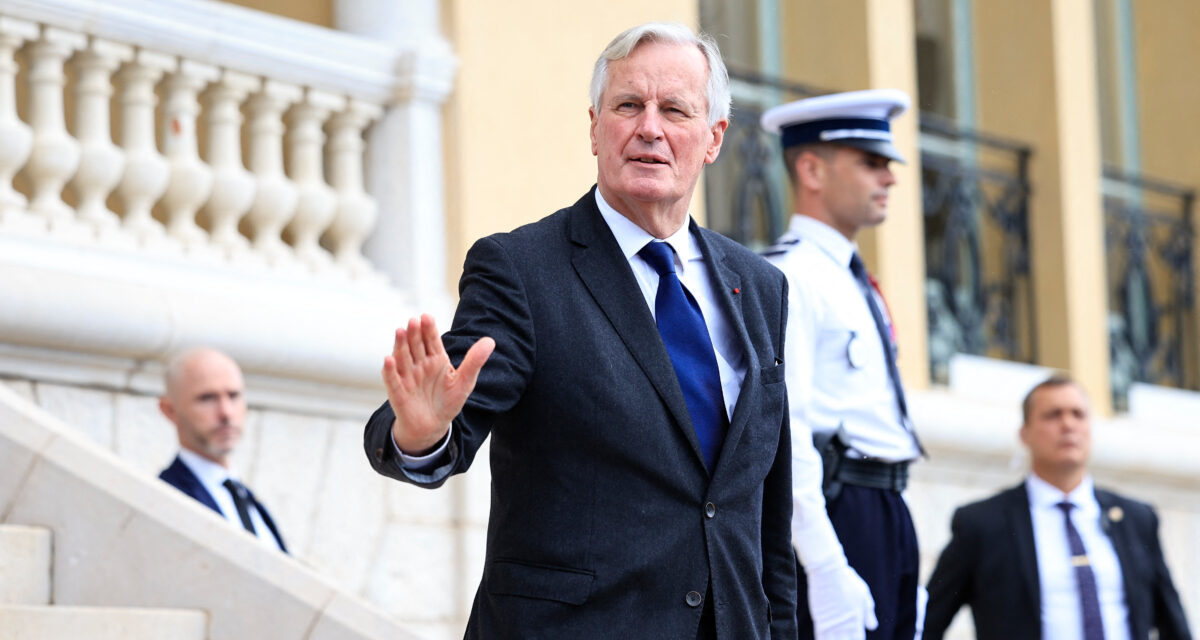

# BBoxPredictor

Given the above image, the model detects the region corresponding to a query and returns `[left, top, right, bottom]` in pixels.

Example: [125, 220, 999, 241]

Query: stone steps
[0, 524, 207, 639]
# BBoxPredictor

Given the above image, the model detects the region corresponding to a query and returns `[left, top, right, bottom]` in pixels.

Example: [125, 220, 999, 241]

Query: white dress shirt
[765, 214, 919, 566]
[177, 449, 285, 552]
[1026, 473, 1131, 640]
[398, 189, 747, 467]
[593, 188, 747, 419]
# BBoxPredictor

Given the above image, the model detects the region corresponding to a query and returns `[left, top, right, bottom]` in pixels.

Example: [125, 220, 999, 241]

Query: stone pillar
[335, 0, 457, 318]
[973, 0, 1112, 413]
[782, 0, 930, 389]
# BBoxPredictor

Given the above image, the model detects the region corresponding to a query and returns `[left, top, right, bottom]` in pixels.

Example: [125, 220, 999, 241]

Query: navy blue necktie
[639, 241, 728, 471]
[223, 478, 258, 535]
[849, 253, 923, 453]
[1057, 501, 1106, 640]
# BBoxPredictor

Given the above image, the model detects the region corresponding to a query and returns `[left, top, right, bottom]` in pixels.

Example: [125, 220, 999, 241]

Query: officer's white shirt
[177, 448, 284, 552]
[765, 214, 920, 566]
[399, 188, 748, 467]
[1026, 473, 1130, 640]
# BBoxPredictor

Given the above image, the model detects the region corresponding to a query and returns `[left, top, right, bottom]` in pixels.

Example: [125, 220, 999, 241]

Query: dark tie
[639, 240, 728, 471]
[1056, 501, 1106, 640]
[223, 478, 258, 535]
[849, 253, 923, 453]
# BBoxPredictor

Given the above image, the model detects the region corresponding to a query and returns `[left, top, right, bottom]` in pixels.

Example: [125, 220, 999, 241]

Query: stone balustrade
[0, 15, 381, 278]
[0, 0, 457, 409]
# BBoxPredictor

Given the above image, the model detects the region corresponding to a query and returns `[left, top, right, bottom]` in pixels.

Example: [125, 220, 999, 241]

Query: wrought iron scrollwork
[920, 114, 1035, 383]
[1103, 168, 1196, 406]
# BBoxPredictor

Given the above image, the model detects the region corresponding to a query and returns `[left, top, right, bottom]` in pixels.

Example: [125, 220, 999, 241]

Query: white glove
[805, 559, 878, 640]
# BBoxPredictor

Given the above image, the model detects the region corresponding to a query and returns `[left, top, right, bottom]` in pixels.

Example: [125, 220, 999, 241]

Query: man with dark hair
[923, 376, 1191, 640]
[363, 22, 796, 639]
[761, 89, 921, 640]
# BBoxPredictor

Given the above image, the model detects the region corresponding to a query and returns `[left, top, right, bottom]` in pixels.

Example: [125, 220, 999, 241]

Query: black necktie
[849, 253, 923, 453]
[1056, 501, 1106, 640]
[639, 240, 728, 471]
[223, 478, 257, 535]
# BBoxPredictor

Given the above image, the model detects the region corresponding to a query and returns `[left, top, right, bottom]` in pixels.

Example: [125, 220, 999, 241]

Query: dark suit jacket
[923, 482, 1190, 640]
[159, 455, 288, 554]
[364, 188, 797, 639]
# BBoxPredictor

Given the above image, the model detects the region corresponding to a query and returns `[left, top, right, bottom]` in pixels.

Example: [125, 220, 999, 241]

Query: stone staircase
[0, 524, 207, 638]
[0, 383, 419, 640]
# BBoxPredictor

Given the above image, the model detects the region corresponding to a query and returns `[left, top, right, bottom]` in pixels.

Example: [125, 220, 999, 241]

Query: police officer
[761, 89, 923, 640]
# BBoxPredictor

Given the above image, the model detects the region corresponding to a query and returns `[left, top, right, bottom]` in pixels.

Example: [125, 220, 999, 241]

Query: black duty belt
[834, 457, 909, 492]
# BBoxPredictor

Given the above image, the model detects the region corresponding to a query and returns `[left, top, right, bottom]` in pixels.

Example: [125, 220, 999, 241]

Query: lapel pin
[732, 287, 740, 295]
[1108, 506, 1124, 523]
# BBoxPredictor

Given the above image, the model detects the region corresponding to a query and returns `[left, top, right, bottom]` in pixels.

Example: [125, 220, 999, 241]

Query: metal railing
[920, 113, 1036, 383]
[1103, 167, 1197, 407]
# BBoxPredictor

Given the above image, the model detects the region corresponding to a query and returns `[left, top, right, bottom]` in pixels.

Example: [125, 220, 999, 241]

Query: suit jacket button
[704, 502, 716, 518]
[685, 591, 703, 607]
[374, 447, 384, 462]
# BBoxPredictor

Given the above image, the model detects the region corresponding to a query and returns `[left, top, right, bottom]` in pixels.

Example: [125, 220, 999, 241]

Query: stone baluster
[0, 17, 37, 223]
[324, 99, 382, 277]
[244, 80, 301, 264]
[283, 89, 344, 269]
[67, 37, 132, 234]
[160, 60, 218, 248]
[113, 50, 174, 244]
[200, 70, 259, 256]
[19, 26, 85, 229]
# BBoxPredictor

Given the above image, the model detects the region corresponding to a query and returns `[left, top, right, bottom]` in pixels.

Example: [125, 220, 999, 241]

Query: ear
[703, 118, 729, 165]
[1018, 423, 1030, 447]
[795, 151, 826, 191]
[589, 106, 599, 156]
[159, 396, 176, 423]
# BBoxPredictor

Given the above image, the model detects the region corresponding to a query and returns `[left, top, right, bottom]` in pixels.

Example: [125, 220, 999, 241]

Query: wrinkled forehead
[605, 41, 708, 98]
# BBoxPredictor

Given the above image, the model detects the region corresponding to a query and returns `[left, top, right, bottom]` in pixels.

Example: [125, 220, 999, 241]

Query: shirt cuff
[392, 426, 453, 471]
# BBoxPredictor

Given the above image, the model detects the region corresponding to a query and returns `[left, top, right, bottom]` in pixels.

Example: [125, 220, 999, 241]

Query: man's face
[816, 146, 897, 239]
[1020, 383, 1092, 476]
[160, 352, 247, 466]
[589, 41, 726, 232]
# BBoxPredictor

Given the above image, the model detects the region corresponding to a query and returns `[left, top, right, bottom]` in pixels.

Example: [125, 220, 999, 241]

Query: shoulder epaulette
[761, 236, 801, 257]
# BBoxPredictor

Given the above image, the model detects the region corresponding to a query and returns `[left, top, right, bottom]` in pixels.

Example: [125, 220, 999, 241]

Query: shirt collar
[1026, 472, 1098, 517]
[178, 448, 234, 487]
[595, 188, 701, 271]
[789, 214, 857, 269]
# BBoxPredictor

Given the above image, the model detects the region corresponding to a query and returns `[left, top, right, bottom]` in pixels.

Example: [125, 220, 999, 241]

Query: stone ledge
[0, 525, 51, 606]
[0, 604, 206, 640]
[0, 236, 409, 415]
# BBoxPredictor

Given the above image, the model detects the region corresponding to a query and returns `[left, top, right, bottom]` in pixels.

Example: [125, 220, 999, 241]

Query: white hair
[589, 22, 731, 127]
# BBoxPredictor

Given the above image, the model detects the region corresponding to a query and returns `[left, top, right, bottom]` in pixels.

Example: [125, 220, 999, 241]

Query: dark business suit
[159, 455, 288, 553]
[364, 188, 797, 639]
[923, 483, 1190, 640]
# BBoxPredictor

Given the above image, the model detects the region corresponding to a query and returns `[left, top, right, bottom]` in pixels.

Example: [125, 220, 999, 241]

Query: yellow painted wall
[441, 1, 699, 287]
[221, 0, 332, 26]
[973, 0, 1111, 413]
[1136, 0, 1200, 188]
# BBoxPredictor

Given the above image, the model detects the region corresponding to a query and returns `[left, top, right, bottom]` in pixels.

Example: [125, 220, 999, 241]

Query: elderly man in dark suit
[922, 376, 1190, 640]
[363, 21, 796, 639]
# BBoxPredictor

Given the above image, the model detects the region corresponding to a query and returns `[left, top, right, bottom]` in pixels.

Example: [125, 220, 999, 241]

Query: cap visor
[838, 139, 906, 164]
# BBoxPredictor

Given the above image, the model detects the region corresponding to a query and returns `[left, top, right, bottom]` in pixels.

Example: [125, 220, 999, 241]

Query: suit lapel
[1096, 489, 1139, 634]
[693, 225, 757, 479]
[166, 455, 222, 514]
[1004, 484, 1042, 614]
[568, 191, 706, 469]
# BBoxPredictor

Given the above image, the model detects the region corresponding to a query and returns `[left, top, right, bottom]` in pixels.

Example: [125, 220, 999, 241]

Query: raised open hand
[381, 314, 495, 454]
